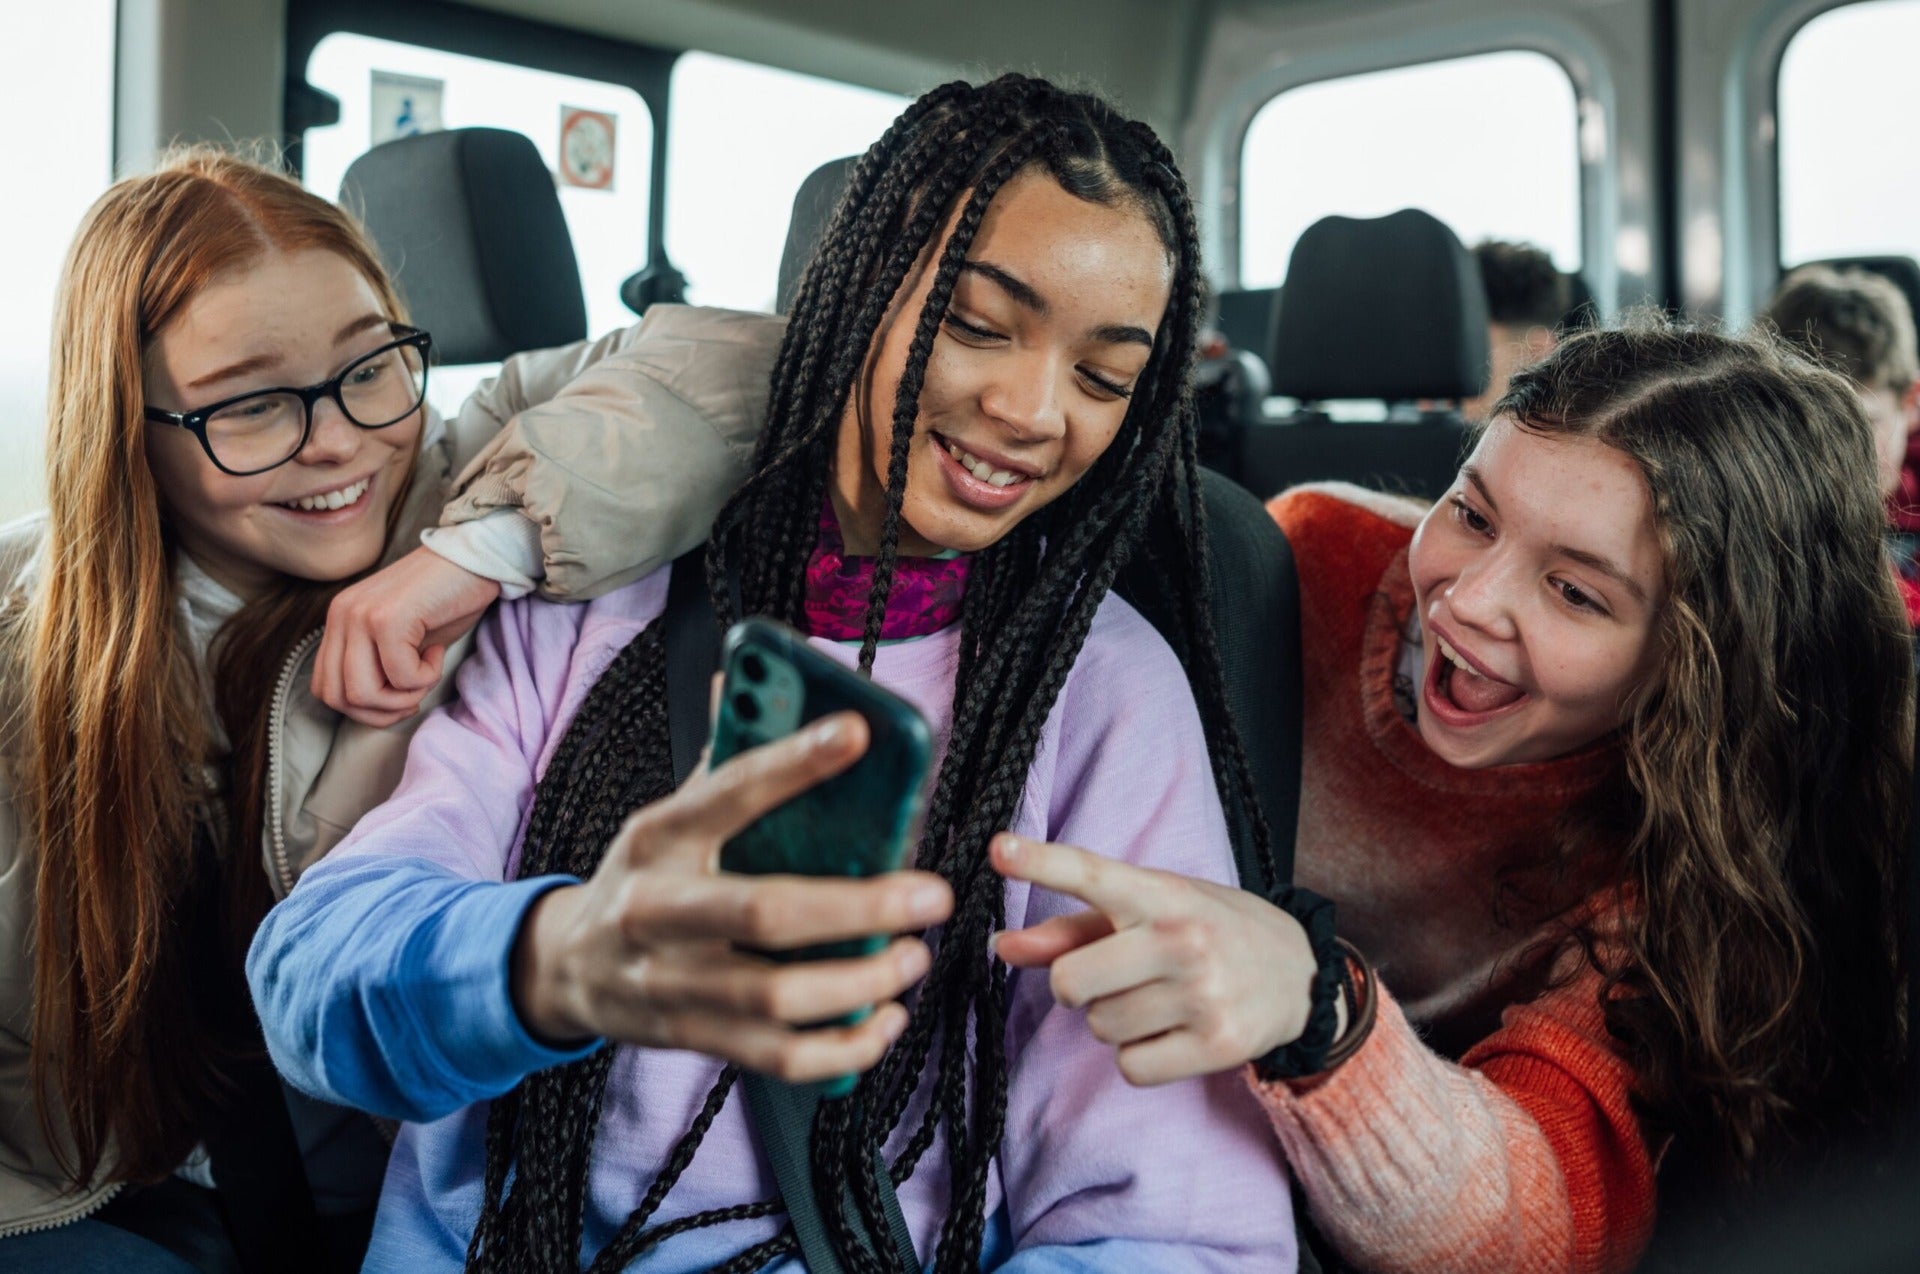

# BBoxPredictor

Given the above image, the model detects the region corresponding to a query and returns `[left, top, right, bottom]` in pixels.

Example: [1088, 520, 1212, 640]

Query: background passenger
[1762, 264, 1920, 620]
[1460, 240, 1571, 422]
[0, 148, 760, 1272]
[993, 318, 1910, 1274]
[248, 75, 1298, 1272]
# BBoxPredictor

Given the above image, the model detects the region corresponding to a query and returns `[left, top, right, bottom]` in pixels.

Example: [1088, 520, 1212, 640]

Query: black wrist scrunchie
[1252, 886, 1346, 1081]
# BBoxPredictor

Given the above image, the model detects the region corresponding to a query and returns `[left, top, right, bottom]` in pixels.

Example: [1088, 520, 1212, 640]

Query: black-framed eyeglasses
[143, 326, 433, 477]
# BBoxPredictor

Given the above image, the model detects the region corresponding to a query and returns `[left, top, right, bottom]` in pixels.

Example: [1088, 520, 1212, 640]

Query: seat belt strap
[660, 551, 919, 1273]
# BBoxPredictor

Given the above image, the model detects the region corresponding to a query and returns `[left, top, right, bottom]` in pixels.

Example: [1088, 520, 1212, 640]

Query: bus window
[0, 0, 113, 522]
[1777, 0, 1920, 266]
[667, 53, 907, 312]
[302, 33, 654, 416]
[1238, 50, 1581, 290]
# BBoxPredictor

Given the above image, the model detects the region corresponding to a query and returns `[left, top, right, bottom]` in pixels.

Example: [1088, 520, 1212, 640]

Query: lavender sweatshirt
[247, 564, 1298, 1272]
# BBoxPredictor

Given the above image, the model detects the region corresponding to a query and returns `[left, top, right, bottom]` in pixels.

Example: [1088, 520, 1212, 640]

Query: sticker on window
[559, 106, 617, 190]
[370, 71, 444, 146]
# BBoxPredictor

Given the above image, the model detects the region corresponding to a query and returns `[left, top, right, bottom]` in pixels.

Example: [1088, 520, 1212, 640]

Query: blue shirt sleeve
[248, 854, 600, 1122]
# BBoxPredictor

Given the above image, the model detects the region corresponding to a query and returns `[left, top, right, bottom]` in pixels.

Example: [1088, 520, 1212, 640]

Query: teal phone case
[708, 619, 934, 1095]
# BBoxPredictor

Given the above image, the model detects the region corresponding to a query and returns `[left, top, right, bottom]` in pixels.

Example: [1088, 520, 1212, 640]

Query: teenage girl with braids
[249, 75, 1299, 1270]
[991, 318, 1912, 1273]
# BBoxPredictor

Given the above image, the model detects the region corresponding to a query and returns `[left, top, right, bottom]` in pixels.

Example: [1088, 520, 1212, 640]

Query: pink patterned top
[803, 500, 971, 640]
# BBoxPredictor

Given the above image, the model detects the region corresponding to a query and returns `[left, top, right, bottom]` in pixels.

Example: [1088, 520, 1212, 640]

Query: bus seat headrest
[341, 127, 588, 365]
[1269, 209, 1489, 402]
[776, 155, 858, 316]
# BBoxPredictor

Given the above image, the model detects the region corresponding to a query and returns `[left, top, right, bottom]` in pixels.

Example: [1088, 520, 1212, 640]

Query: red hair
[14, 145, 406, 1184]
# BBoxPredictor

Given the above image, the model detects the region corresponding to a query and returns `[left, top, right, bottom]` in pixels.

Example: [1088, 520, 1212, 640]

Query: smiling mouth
[940, 436, 1036, 489]
[275, 477, 371, 513]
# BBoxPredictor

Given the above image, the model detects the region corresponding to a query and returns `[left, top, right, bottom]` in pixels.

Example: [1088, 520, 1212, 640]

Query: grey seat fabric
[776, 155, 859, 314]
[1562, 270, 1600, 331]
[340, 128, 587, 364]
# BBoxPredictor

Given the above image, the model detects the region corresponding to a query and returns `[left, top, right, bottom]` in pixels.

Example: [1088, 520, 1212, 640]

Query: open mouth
[274, 477, 371, 514]
[1423, 632, 1530, 726]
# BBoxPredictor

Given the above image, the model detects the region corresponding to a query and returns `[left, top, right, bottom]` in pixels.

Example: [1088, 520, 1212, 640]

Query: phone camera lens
[732, 691, 761, 723]
[740, 651, 768, 683]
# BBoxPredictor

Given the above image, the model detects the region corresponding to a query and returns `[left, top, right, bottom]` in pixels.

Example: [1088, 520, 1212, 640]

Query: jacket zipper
[265, 629, 325, 899]
[0, 1180, 122, 1240]
[263, 627, 397, 1153]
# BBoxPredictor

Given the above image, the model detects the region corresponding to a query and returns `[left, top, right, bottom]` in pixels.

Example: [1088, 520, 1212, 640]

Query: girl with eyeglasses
[0, 147, 766, 1272]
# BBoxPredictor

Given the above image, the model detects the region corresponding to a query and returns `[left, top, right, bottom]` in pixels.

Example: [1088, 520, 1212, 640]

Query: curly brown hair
[1497, 314, 1911, 1180]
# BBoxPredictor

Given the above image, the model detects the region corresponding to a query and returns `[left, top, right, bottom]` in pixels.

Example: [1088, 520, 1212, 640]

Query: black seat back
[1233, 209, 1483, 501]
[341, 127, 587, 364]
[1215, 286, 1282, 367]
[1238, 413, 1468, 502]
[1268, 209, 1488, 402]
[1906, 686, 1920, 1103]
[777, 155, 859, 315]
[1113, 470, 1303, 889]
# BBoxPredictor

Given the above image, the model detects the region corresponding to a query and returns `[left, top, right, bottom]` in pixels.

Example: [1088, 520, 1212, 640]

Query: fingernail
[988, 930, 1006, 958]
[897, 943, 929, 978]
[812, 717, 847, 748]
[997, 835, 1021, 862]
[883, 1008, 908, 1042]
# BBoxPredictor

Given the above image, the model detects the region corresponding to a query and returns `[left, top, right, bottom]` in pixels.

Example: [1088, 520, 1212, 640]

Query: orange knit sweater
[1249, 485, 1658, 1274]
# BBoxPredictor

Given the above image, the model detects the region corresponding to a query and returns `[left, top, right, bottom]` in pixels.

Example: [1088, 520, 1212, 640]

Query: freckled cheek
[1055, 411, 1127, 487]
[1535, 638, 1641, 726]
[1406, 541, 1459, 613]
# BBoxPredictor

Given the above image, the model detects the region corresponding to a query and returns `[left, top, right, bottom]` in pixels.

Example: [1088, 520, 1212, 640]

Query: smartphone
[709, 618, 934, 1091]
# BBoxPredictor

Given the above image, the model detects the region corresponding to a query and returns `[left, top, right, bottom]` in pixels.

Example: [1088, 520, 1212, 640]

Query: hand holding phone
[709, 619, 937, 1092]
[509, 679, 950, 1085]
[710, 619, 934, 934]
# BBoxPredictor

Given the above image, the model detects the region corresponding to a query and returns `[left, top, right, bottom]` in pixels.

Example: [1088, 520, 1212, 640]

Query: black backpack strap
[659, 550, 918, 1273]
[184, 824, 329, 1274]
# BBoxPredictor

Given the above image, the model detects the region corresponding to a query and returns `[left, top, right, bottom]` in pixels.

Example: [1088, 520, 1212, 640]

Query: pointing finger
[990, 834, 1159, 929]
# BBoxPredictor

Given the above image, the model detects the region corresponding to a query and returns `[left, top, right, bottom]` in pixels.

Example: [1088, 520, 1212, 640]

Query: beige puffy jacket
[0, 305, 785, 1237]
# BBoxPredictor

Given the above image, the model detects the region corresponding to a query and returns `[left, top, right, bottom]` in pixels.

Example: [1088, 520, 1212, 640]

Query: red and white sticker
[558, 107, 617, 190]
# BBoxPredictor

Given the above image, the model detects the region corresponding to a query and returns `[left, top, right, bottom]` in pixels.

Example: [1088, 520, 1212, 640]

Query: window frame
[660, 49, 913, 313]
[284, 0, 680, 274]
[1192, 18, 1617, 313]
[1768, 0, 1915, 272]
[1672, 0, 1883, 322]
[1232, 47, 1589, 294]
